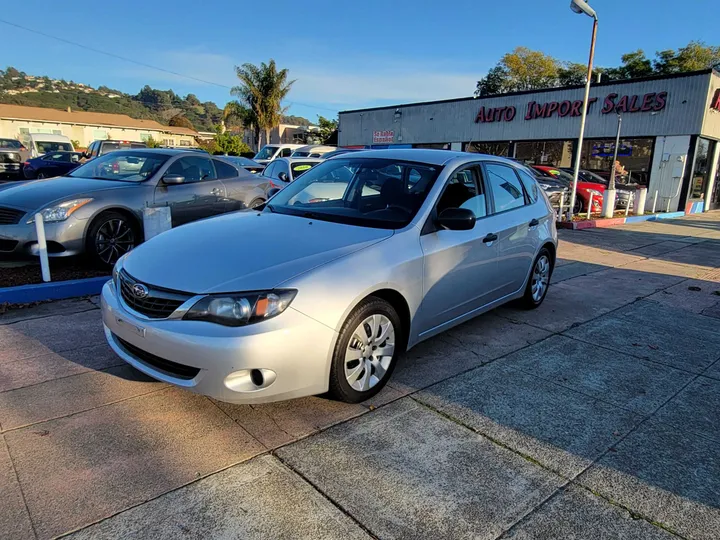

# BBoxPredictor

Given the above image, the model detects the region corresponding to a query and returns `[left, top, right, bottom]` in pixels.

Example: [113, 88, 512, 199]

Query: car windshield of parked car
[68, 151, 170, 181]
[36, 141, 73, 153]
[266, 158, 441, 229]
[225, 156, 256, 166]
[576, 170, 609, 185]
[254, 146, 278, 160]
[0, 138, 22, 149]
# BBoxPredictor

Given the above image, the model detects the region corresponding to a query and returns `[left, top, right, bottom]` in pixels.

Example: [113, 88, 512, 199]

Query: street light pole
[568, 0, 598, 221]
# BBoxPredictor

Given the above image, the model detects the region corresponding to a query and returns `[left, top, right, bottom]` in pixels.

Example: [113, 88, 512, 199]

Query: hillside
[0, 67, 311, 132]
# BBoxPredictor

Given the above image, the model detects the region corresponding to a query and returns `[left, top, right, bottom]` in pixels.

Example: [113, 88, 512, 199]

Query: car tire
[36, 172, 46, 179]
[327, 297, 402, 403]
[519, 247, 553, 310]
[573, 196, 584, 214]
[86, 211, 140, 268]
[248, 198, 265, 209]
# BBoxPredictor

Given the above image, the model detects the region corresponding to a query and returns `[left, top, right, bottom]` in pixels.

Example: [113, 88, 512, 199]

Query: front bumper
[100, 281, 337, 404]
[0, 163, 22, 177]
[0, 215, 87, 257]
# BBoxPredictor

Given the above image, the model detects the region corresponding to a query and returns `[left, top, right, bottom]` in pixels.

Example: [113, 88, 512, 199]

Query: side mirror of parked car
[436, 208, 476, 231]
[267, 187, 281, 198]
[162, 174, 185, 185]
[278, 172, 289, 182]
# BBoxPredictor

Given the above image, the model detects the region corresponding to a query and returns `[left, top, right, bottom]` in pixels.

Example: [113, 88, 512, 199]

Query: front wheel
[36, 172, 46, 179]
[519, 248, 553, 309]
[86, 211, 139, 268]
[328, 297, 402, 403]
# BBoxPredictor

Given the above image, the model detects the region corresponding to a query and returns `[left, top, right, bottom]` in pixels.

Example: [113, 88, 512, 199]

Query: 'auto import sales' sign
[373, 130, 394, 143]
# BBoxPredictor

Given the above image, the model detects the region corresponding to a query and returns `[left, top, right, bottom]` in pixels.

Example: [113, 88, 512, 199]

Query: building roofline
[339, 69, 714, 115]
[0, 115, 196, 135]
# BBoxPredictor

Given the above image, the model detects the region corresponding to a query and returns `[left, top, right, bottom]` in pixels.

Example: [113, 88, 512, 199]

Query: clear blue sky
[0, 0, 716, 122]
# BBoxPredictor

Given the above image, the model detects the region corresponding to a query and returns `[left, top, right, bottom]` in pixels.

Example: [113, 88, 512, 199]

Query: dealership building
[339, 69, 720, 213]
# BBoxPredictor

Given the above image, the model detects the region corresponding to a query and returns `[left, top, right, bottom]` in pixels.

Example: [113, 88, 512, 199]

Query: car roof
[101, 148, 210, 157]
[331, 148, 520, 167]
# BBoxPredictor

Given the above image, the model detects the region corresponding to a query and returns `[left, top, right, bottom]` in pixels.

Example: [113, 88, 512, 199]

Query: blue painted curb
[0, 276, 109, 305]
[651, 211, 686, 220]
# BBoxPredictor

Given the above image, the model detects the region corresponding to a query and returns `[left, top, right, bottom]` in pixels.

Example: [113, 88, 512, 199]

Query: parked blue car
[23, 151, 85, 179]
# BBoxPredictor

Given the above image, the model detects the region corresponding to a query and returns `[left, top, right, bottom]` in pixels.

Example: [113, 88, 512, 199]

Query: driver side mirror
[278, 172, 289, 182]
[267, 187, 281, 198]
[162, 174, 185, 185]
[436, 208, 476, 231]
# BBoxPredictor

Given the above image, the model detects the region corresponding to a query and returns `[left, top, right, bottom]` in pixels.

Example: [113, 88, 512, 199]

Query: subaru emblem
[132, 283, 149, 299]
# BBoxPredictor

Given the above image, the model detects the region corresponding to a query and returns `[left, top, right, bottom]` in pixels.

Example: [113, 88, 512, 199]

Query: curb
[0, 276, 109, 305]
[557, 210, 689, 230]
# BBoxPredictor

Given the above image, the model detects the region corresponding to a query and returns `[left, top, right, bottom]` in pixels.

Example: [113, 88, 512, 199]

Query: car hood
[0, 176, 134, 211]
[123, 211, 394, 294]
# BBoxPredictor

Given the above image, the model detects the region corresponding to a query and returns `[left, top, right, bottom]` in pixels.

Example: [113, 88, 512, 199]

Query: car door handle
[211, 187, 222, 195]
[529, 218, 540, 228]
[482, 233, 498, 244]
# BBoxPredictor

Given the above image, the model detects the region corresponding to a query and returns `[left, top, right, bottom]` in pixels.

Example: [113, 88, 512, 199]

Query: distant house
[0, 104, 198, 148]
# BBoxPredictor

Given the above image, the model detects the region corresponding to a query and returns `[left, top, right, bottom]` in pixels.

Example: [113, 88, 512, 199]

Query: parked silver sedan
[101, 149, 557, 404]
[0, 150, 271, 266]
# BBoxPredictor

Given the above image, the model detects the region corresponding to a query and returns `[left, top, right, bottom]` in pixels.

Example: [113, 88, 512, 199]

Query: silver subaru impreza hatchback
[101, 149, 557, 404]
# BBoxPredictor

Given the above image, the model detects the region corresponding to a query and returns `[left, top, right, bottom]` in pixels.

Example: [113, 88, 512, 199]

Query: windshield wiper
[301, 210, 320, 219]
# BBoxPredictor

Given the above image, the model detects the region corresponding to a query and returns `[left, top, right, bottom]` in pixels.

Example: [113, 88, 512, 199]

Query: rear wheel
[86, 211, 139, 268]
[328, 297, 402, 403]
[36, 171, 46, 179]
[248, 198, 265, 209]
[519, 248, 552, 309]
[573, 196, 584, 214]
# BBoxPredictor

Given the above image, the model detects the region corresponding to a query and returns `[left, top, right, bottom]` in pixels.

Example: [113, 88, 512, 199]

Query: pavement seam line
[0, 359, 128, 396]
[204, 397, 272, 452]
[271, 452, 379, 540]
[2, 433, 39, 540]
[0, 305, 99, 326]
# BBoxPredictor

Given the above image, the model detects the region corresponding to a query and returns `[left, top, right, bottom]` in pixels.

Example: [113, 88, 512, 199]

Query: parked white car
[253, 144, 304, 164]
[20, 133, 75, 157]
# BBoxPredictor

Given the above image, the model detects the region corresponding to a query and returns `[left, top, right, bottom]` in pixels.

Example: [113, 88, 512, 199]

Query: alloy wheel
[344, 314, 395, 392]
[531, 255, 550, 302]
[37, 172, 45, 179]
[95, 218, 135, 265]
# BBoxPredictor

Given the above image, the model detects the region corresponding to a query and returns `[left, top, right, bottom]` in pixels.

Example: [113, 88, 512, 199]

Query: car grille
[114, 335, 200, 380]
[0, 239, 18, 252]
[0, 207, 25, 225]
[118, 270, 191, 319]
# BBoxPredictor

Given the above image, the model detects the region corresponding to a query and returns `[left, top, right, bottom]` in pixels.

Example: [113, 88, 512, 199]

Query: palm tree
[231, 60, 295, 150]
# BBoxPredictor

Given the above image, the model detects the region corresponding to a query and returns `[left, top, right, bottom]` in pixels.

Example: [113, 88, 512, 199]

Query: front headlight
[587, 189, 603, 197]
[184, 290, 297, 327]
[112, 254, 127, 287]
[27, 198, 93, 224]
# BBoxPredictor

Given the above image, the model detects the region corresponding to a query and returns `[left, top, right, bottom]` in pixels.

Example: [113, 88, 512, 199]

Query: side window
[436, 166, 486, 218]
[280, 148, 293, 157]
[55, 153, 71, 162]
[263, 161, 277, 178]
[485, 163, 527, 213]
[213, 159, 239, 179]
[516, 168, 539, 203]
[291, 161, 318, 179]
[166, 157, 217, 183]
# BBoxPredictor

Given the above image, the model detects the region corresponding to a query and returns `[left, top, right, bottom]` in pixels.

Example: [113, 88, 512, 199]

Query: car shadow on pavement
[0, 215, 719, 539]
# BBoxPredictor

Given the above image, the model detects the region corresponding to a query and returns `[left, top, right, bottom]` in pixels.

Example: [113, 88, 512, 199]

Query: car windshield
[254, 146, 278, 160]
[99, 142, 146, 155]
[266, 158, 441, 229]
[292, 151, 310, 157]
[68, 151, 170, 181]
[36, 141, 73, 153]
[576, 170, 609, 185]
[0, 139, 22, 149]
[225, 156, 257, 166]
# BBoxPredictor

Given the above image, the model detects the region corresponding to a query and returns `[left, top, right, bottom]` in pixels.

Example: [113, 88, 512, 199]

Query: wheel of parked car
[248, 198, 265, 209]
[36, 172, 46, 179]
[86, 211, 139, 267]
[328, 297, 402, 403]
[573, 197, 583, 214]
[520, 247, 553, 309]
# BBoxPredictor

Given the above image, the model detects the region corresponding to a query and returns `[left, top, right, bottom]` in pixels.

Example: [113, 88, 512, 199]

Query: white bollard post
[666, 198, 671, 213]
[559, 192, 565, 218]
[587, 193, 593, 220]
[34, 213, 51, 282]
[652, 191, 658, 214]
[635, 187, 647, 216]
[625, 193, 632, 217]
[602, 189, 617, 218]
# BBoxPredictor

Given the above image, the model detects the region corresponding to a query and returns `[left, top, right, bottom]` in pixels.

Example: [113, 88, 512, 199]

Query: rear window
[99, 142, 146, 155]
[0, 139, 22, 149]
[291, 161, 319, 178]
[36, 141, 72, 153]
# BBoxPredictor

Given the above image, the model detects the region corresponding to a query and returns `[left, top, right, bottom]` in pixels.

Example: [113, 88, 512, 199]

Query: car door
[153, 156, 227, 227]
[213, 158, 262, 211]
[418, 164, 506, 335]
[482, 161, 538, 298]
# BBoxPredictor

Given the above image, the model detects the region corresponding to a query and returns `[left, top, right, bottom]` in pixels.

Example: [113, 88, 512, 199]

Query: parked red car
[532, 165, 604, 213]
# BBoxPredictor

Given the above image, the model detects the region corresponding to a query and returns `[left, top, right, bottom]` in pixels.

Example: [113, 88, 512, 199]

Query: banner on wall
[372, 130, 394, 144]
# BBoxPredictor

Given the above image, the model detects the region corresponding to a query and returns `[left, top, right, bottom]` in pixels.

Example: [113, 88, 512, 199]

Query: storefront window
[413, 143, 450, 150]
[465, 141, 509, 157]
[690, 138, 715, 200]
[580, 137, 653, 187]
[515, 140, 573, 167]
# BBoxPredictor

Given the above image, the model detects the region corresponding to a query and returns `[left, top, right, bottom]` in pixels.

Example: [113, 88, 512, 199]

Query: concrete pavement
[1, 212, 719, 539]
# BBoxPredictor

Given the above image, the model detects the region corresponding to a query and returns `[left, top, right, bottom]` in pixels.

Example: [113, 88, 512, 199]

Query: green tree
[231, 60, 295, 149]
[214, 127, 251, 155]
[654, 41, 720, 73]
[557, 62, 587, 86]
[317, 115, 338, 143]
[169, 114, 195, 130]
[475, 48, 560, 96]
[144, 136, 162, 148]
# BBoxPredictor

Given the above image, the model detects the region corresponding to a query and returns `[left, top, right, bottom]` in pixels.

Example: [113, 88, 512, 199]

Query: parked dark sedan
[23, 151, 85, 179]
[0, 150, 273, 266]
